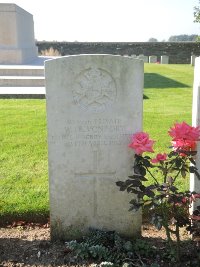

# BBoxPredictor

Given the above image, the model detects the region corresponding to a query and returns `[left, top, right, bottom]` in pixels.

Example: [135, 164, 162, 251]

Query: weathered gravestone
[161, 55, 169, 64]
[45, 55, 143, 240]
[149, 56, 157, 63]
[191, 56, 200, 210]
[0, 3, 37, 64]
[138, 54, 148, 63]
[191, 55, 196, 67]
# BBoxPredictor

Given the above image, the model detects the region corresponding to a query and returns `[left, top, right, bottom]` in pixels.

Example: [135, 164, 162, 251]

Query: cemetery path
[0, 223, 197, 267]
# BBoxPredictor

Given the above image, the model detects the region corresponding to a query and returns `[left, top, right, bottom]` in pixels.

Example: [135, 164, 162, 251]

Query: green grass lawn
[144, 64, 193, 148]
[0, 64, 195, 222]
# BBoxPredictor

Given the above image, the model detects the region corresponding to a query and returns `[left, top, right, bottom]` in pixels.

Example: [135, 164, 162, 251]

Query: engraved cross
[74, 150, 116, 218]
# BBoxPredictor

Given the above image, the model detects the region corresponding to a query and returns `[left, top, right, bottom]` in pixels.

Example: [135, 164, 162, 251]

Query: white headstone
[45, 55, 143, 240]
[161, 55, 169, 64]
[191, 55, 196, 67]
[149, 56, 157, 63]
[138, 54, 148, 63]
[0, 4, 38, 64]
[191, 56, 200, 210]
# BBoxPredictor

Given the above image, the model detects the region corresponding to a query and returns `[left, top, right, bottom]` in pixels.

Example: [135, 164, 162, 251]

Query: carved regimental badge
[73, 67, 117, 112]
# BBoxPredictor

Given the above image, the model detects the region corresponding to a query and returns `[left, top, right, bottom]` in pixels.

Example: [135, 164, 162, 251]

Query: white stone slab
[138, 54, 148, 63]
[149, 55, 157, 63]
[161, 55, 169, 64]
[190, 57, 200, 210]
[191, 56, 200, 210]
[191, 55, 196, 66]
[0, 4, 37, 64]
[45, 55, 143, 240]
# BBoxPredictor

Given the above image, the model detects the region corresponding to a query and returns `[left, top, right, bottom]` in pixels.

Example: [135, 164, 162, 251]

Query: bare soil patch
[0, 223, 199, 267]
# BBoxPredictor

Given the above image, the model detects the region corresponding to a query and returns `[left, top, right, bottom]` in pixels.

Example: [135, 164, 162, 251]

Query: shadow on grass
[0, 211, 49, 227]
[144, 73, 190, 89]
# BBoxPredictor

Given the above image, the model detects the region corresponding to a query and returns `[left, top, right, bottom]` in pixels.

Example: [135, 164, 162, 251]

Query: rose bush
[116, 121, 200, 262]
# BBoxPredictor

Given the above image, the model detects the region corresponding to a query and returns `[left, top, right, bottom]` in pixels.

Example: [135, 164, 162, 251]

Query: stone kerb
[45, 55, 143, 240]
[0, 3, 38, 64]
[191, 56, 200, 210]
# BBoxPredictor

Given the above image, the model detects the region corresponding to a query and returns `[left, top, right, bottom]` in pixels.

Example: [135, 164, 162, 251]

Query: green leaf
[139, 184, 146, 191]
[189, 166, 196, 173]
[128, 179, 142, 187]
[189, 157, 196, 165]
[128, 201, 142, 211]
[116, 181, 125, 187]
[142, 158, 151, 167]
[181, 168, 186, 178]
[128, 174, 148, 181]
[145, 189, 155, 198]
[116, 181, 127, 191]
[194, 169, 200, 180]
[170, 186, 178, 192]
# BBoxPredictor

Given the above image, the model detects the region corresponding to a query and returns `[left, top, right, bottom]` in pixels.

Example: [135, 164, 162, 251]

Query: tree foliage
[194, 1, 200, 23]
[148, 38, 158, 42]
[168, 34, 198, 42]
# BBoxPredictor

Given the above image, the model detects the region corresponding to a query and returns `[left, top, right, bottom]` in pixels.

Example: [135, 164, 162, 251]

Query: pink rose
[172, 140, 196, 151]
[128, 132, 155, 155]
[151, 153, 167, 163]
[168, 122, 200, 142]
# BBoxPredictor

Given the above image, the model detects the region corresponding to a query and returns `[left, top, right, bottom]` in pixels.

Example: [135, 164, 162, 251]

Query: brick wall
[36, 41, 200, 64]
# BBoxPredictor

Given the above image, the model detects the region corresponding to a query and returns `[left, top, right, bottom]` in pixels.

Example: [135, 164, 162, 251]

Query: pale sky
[2, 0, 200, 42]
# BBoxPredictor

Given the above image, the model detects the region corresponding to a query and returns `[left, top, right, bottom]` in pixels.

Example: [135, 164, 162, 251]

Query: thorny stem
[161, 202, 173, 249]
[175, 224, 181, 263]
[173, 169, 181, 183]
[173, 156, 189, 183]
[145, 167, 159, 185]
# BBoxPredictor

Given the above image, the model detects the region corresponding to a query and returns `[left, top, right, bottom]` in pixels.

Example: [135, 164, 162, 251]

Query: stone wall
[36, 41, 200, 64]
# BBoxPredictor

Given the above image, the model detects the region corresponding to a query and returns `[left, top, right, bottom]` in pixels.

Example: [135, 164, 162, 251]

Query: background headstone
[191, 56, 200, 210]
[149, 55, 157, 63]
[138, 54, 148, 63]
[191, 55, 196, 67]
[161, 55, 169, 64]
[45, 55, 143, 240]
[0, 3, 38, 64]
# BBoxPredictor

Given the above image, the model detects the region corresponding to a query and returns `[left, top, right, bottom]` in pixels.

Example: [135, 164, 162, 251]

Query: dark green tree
[168, 34, 198, 42]
[194, 1, 200, 22]
[148, 37, 158, 42]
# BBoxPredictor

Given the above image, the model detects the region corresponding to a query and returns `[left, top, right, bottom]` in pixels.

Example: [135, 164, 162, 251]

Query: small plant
[65, 228, 157, 266]
[116, 121, 200, 263]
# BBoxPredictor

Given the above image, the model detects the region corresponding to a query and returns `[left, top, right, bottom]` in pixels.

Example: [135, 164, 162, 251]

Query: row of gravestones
[123, 54, 169, 64]
[45, 54, 200, 240]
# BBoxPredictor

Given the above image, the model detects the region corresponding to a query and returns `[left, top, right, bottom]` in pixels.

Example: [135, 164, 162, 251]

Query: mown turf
[0, 64, 195, 222]
[143, 64, 194, 190]
[0, 100, 48, 222]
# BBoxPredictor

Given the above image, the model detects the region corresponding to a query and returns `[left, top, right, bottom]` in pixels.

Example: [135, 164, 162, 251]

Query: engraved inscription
[73, 67, 117, 112]
[60, 118, 131, 147]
